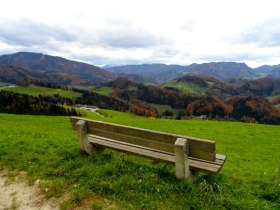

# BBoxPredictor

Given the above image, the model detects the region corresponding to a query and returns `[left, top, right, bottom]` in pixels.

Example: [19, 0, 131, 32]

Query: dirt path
[0, 172, 59, 210]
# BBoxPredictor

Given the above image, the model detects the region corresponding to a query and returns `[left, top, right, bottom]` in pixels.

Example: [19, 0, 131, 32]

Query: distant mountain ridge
[105, 62, 260, 82]
[255, 64, 280, 78]
[1, 52, 280, 86]
[185, 62, 255, 80]
[105, 64, 188, 83]
[0, 52, 117, 85]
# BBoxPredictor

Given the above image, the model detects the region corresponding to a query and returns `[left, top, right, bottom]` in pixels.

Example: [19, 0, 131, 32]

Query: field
[266, 95, 280, 107]
[160, 82, 207, 94]
[92, 86, 114, 96]
[3, 84, 82, 98]
[266, 95, 280, 102]
[0, 81, 11, 87]
[0, 111, 279, 209]
[149, 103, 184, 117]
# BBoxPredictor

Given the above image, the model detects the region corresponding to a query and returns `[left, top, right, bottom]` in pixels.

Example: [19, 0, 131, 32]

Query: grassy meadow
[160, 82, 207, 95]
[92, 86, 114, 96]
[0, 111, 279, 209]
[3, 84, 82, 98]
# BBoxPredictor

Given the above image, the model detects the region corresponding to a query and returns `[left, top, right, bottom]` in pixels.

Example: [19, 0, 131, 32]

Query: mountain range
[106, 62, 280, 82]
[0, 52, 116, 85]
[0, 52, 280, 86]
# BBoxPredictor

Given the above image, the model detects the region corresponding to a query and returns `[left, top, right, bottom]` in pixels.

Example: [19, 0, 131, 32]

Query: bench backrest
[70, 117, 216, 162]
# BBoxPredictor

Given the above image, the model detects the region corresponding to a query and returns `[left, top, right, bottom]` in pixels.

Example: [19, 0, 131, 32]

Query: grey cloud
[99, 29, 160, 49]
[236, 18, 280, 47]
[0, 19, 77, 47]
[150, 47, 180, 61]
[96, 18, 173, 49]
[192, 52, 252, 63]
[76, 54, 149, 66]
[182, 19, 197, 32]
[0, 17, 173, 57]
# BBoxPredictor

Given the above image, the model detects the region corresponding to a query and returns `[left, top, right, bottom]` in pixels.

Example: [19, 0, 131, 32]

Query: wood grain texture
[71, 117, 226, 174]
[88, 135, 224, 174]
[71, 117, 216, 161]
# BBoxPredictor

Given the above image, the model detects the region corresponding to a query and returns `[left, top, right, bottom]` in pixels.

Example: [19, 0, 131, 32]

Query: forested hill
[105, 64, 189, 83]
[95, 77, 280, 124]
[105, 62, 258, 82]
[0, 52, 117, 85]
[255, 64, 280, 77]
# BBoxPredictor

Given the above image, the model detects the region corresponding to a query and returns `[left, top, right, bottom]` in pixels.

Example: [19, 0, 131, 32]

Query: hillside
[183, 62, 255, 80]
[161, 74, 221, 95]
[105, 64, 188, 83]
[255, 64, 280, 78]
[106, 62, 258, 82]
[96, 77, 280, 124]
[0, 52, 117, 85]
[0, 65, 83, 85]
[0, 112, 279, 209]
[1, 52, 280, 86]
[167, 74, 280, 98]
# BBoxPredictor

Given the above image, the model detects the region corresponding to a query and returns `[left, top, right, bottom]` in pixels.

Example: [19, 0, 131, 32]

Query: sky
[0, 0, 280, 68]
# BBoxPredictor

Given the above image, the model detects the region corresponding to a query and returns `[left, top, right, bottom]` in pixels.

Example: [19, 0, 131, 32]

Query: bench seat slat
[89, 127, 215, 161]
[91, 128, 174, 154]
[89, 135, 175, 163]
[71, 117, 216, 161]
[71, 117, 226, 178]
[88, 135, 223, 174]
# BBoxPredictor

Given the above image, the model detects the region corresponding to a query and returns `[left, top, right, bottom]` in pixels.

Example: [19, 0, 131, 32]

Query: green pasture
[3, 84, 82, 98]
[160, 82, 207, 95]
[92, 86, 114, 96]
[0, 111, 279, 209]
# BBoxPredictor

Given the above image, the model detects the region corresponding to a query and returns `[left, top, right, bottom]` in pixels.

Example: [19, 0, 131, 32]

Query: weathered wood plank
[88, 135, 223, 174]
[71, 117, 226, 175]
[175, 138, 191, 180]
[71, 117, 216, 160]
[189, 150, 216, 162]
[90, 129, 174, 153]
[89, 135, 175, 163]
[189, 159, 221, 174]
[75, 120, 97, 155]
[90, 128, 215, 161]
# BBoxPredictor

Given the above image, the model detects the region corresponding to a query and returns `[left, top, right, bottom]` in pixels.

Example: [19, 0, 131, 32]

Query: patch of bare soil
[0, 172, 59, 210]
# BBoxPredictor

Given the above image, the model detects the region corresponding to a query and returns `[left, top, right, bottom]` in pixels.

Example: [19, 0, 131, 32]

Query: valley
[0, 52, 279, 209]
[1, 52, 280, 124]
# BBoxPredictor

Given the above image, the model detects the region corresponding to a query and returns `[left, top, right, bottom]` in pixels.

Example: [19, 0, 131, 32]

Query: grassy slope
[3, 84, 82, 98]
[0, 111, 279, 209]
[92, 86, 114, 96]
[0, 81, 11, 87]
[266, 95, 280, 102]
[149, 103, 183, 117]
[266, 95, 280, 107]
[160, 81, 208, 94]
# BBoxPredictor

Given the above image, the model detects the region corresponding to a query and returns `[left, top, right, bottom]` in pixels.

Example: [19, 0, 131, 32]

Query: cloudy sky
[0, 0, 280, 67]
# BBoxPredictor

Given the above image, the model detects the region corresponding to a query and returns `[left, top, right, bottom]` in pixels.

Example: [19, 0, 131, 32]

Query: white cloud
[0, 0, 280, 67]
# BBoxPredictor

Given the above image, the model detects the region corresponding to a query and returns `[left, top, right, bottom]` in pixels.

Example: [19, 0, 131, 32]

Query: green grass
[161, 82, 208, 95]
[3, 84, 82, 98]
[0, 81, 11, 87]
[0, 111, 279, 209]
[149, 103, 184, 117]
[267, 95, 280, 102]
[92, 86, 113, 96]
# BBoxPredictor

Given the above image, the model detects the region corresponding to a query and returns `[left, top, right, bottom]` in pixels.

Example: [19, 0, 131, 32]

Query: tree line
[110, 83, 280, 124]
[0, 91, 80, 116]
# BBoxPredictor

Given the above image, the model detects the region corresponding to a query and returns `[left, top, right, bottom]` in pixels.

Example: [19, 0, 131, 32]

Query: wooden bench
[71, 117, 226, 180]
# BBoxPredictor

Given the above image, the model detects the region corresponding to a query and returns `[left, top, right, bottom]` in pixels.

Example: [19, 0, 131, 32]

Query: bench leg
[75, 120, 98, 155]
[175, 138, 193, 181]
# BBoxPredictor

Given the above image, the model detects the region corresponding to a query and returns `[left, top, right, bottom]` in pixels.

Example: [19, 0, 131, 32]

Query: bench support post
[75, 120, 97, 155]
[175, 138, 193, 180]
